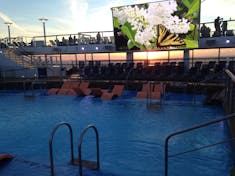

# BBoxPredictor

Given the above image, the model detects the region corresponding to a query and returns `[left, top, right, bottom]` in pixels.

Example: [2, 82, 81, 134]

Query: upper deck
[0, 20, 235, 55]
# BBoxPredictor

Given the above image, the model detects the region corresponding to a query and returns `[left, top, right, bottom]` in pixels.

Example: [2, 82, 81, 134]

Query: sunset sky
[0, 0, 234, 38]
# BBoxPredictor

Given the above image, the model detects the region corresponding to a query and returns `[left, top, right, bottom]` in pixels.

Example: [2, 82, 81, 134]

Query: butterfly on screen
[157, 25, 185, 48]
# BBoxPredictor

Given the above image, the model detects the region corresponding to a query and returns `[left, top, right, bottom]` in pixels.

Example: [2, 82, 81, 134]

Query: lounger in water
[151, 83, 166, 99]
[48, 81, 80, 95]
[74, 81, 92, 96]
[48, 88, 60, 95]
[0, 154, 14, 164]
[101, 85, 124, 100]
[136, 83, 154, 99]
[57, 81, 80, 95]
[91, 88, 108, 97]
[136, 83, 166, 99]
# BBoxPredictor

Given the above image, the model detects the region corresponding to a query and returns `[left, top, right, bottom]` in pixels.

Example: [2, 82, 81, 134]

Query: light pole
[4, 22, 12, 44]
[39, 17, 48, 46]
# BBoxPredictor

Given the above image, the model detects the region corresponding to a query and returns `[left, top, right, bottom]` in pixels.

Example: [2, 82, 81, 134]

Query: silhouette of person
[96, 32, 101, 44]
[200, 24, 207, 37]
[73, 35, 76, 45]
[69, 35, 73, 45]
[62, 37, 66, 45]
[221, 21, 228, 36]
[214, 16, 222, 36]
[114, 28, 129, 51]
[201, 23, 211, 38]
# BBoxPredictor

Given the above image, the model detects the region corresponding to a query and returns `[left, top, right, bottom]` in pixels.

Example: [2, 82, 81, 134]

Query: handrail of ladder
[125, 67, 134, 91]
[225, 69, 235, 83]
[78, 125, 100, 176]
[164, 113, 235, 176]
[49, 121, 74, 176]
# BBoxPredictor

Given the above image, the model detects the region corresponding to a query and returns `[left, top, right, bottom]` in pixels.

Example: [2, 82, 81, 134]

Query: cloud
[69, 0, 89, 32]
[0, 11, 25, 32]
[80, 0, 143, 32]
[201, 0, 235, 22]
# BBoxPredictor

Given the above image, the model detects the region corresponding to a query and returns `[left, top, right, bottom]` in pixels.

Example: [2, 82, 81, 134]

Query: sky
[0, 0, 235, 38]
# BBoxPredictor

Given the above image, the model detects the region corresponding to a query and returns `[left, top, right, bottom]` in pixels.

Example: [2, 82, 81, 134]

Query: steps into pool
[70, 159, 98, 170]
[1, 157, 110, 176]
[50, 122, 100, 176]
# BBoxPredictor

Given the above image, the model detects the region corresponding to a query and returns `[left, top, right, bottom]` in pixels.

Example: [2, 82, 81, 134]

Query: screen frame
[111, 0, 201, 52]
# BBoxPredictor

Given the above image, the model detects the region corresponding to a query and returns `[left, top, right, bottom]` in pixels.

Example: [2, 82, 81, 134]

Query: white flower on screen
[167, 16, 190, 34]
[135, 26, 155, 45]
[113, 8, 127, 25]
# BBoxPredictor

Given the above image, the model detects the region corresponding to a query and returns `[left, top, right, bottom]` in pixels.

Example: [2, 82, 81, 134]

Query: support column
[108, 53, 111, 64]
[59, 53, 63, 79]
[126, 51, 133, 63]
[183, 49, 190, 70]
[75, 54, 78, 67]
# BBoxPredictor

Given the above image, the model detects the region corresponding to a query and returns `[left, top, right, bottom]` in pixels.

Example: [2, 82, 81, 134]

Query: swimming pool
[0, 90, 234, 176]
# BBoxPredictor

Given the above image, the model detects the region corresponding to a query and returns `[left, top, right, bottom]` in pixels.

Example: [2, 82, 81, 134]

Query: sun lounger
[136, 83, 166, 99]
[74, 81, 91, 96]
[48, 88, 60, 95]
[151, 84, 161, 99]
[48, 81, 77, 95]
[136, 83, 154, 99]
[0, 153, 14, 162]
[57, 81, 80, 95]
[48, 81, 91, 96]
[48, 81, 80, 95]
[91, 88, 108, 97]
[101, 85, 124, 100]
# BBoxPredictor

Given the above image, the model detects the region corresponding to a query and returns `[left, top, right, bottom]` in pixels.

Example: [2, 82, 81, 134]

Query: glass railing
[200, 19, 235, 38]
[0, 20, 235, 48]
[0, 31, 114, 48]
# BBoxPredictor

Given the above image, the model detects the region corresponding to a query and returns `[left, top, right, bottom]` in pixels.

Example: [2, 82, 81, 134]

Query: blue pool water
[0, 90, 234, 176]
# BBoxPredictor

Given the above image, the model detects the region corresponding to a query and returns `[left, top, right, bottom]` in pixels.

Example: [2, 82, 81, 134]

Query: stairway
[3, 48, 34, 69]
[0, 49, 37, 79]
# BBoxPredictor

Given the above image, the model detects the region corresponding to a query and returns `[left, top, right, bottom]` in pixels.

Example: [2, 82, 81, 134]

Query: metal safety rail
[164, 113, 235, 176]
[49, 122, 74, 176]
[224, 69, 235, 114]
[78, 125, 100, 176]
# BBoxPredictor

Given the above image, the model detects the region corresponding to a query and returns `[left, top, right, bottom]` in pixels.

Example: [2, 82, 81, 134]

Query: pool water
[0, 90, 234, 176]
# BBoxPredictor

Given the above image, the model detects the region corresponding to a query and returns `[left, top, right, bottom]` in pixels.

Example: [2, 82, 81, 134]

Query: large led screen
[112, 0, 200, 51]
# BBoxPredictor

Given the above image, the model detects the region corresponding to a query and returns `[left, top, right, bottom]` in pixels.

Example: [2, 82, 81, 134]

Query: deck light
[226, 39, 230, 44]
[39, 17, 48, 46]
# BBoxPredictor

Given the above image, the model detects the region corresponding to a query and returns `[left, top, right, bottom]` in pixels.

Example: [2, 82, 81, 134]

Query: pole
[43, 21, 46, 46]
[8, 25, 11, 44]
[4, 22, 12, 44]
[39, 17, 48, 46]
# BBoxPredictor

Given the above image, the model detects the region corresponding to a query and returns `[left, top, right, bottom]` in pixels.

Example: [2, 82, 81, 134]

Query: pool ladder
[164, 113, 235, 176]
[49, 121, 100, 176]
[146, 81, 163, 109]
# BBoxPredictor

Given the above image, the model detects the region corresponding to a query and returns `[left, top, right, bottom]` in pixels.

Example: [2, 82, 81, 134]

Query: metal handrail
[78, 125, 100, 176]
[225, 69, 235, 83]
[125, 67, 134, 90]
[49, 121, 74, 176]
[225, 69, 235, 114]
[146, 81, 153, 104]
[164, 113, 235, 176]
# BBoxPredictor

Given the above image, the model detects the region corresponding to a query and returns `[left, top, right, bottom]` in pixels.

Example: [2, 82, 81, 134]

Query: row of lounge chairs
[48, 81, 125, 100]
[69, 60, 235, 83]
[48, 81, 165, 100]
